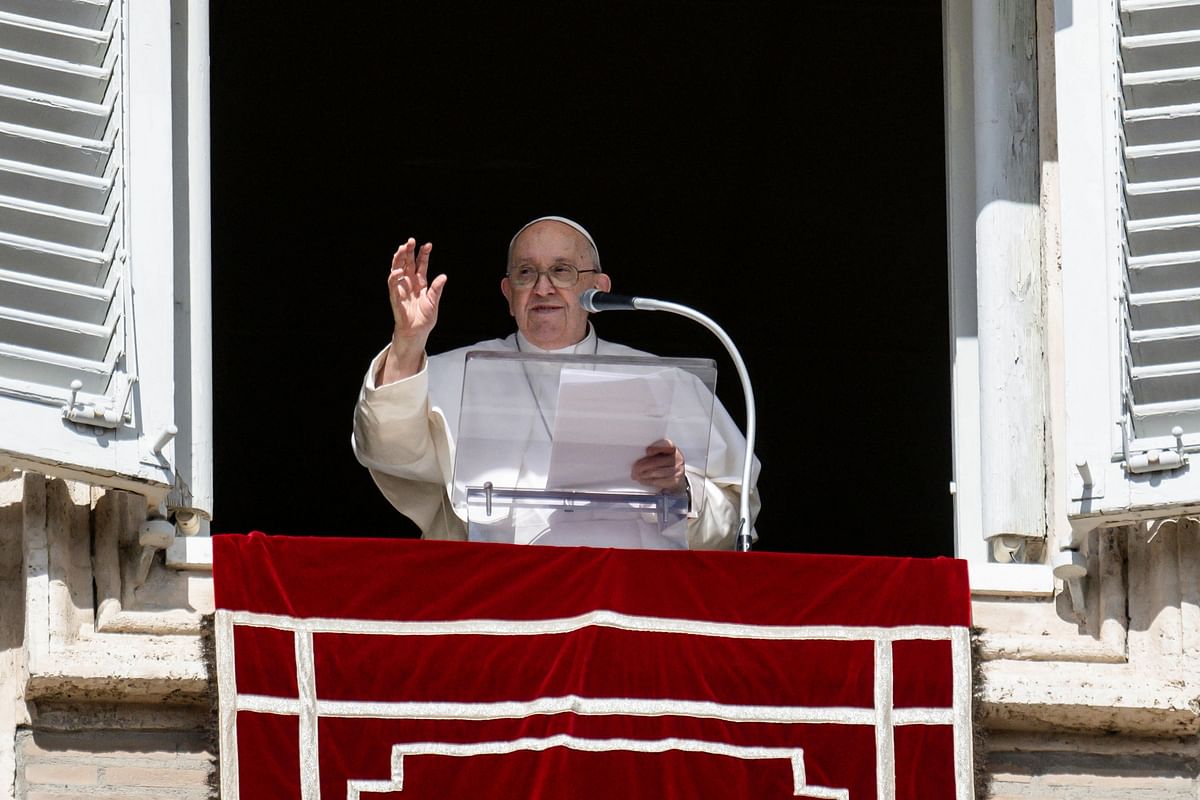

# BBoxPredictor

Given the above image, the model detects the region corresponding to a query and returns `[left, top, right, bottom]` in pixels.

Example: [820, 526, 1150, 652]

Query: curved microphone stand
[581, 289, 756, 552]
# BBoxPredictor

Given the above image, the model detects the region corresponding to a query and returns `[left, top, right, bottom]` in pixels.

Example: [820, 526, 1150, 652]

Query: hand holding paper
[632, 438, 687, 493]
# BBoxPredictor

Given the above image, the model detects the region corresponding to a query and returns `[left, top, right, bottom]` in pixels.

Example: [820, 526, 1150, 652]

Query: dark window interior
[210, 0, 951, 556]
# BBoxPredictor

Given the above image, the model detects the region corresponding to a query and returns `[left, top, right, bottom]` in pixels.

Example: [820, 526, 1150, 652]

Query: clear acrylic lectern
[452, 351, 718, 549]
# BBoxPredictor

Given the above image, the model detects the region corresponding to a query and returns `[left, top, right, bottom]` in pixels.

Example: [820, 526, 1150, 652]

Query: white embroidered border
[874, 639, 895, 800]
[296, 629, 319, 800]
[951, 627, 974, 800]
[215, 610, 240, 800]
[230, 608, 958, 643]
[215, 609, 974, 800]
[344, 737, 850, 800]
[237, 693, 956, 727]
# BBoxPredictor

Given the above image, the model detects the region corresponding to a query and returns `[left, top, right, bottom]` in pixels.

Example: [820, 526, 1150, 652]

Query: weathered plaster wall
[0, 472, 214, 800]
[15, 704, 213, 800]
[1, 478, 28, 800]
[985, 732, 1200, 798]
[976, 520, 1200, 795]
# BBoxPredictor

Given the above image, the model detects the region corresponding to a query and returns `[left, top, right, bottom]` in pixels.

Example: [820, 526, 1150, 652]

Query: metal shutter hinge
[62, 375, 136, 432]
[1120, 421, 1188, 475]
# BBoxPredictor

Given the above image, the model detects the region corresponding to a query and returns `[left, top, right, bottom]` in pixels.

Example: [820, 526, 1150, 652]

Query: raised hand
[388, 238, 446, 340]
[377, 238, 448, 385]
[632, 438, 687, 494]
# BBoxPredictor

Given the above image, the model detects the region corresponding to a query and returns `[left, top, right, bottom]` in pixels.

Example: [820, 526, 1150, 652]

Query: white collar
[514, 324, 598, 355]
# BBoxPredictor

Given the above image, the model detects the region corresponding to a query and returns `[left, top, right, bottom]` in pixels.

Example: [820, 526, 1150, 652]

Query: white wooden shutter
[1059, 0, 1200, 529]
[0, 0, 211, 519]
[0, 2, 126, 409]
[1118, 0, 1200, 444]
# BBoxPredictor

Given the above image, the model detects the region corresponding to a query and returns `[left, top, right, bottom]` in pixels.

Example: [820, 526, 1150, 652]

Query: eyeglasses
[506, 264, 599, 288]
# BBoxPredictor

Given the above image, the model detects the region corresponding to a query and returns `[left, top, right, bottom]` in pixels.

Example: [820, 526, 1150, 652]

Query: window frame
[944, 0, 1056, 595]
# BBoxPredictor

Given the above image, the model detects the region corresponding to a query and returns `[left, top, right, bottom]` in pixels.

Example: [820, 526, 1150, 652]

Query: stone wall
[984, 732, 1200, 798]
[0, 473, 214, 800]
[15, 704, 213, 800]
[976, 520, 1200, 797]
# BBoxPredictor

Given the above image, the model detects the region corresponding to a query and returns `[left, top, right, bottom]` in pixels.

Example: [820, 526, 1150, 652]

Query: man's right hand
[377, 238, 447, 386]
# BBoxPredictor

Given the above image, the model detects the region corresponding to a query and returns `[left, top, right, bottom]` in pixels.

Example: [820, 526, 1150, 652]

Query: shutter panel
[1119, 0, 1200, 441]
[0, 1, 211, 522]
[0, 2, 127, 411]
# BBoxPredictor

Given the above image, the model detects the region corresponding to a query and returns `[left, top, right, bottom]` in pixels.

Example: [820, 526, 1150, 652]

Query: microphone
[580, 289, 639, 312]
[579, 286, 758, 553]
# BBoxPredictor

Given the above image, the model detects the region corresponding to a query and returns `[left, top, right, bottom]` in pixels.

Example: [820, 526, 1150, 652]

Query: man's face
[502, 221, 611, 350]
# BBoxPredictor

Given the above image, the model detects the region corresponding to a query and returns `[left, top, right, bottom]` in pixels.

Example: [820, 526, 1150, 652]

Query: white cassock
[352, 325, 760, 550]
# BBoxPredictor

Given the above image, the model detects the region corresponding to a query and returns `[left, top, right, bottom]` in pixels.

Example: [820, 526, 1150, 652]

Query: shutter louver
[0, 1, 124, 408]
[1119, 0, 1200, 441]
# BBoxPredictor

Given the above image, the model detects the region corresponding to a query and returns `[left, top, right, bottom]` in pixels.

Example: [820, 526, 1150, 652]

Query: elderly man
[352, 216, 758, 549]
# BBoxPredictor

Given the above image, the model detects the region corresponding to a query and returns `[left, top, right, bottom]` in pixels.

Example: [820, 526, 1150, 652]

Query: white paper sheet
[545, 368, 676, 491]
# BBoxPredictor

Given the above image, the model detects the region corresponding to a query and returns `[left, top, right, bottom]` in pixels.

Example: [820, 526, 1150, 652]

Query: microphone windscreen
[581, 289, 637, 312]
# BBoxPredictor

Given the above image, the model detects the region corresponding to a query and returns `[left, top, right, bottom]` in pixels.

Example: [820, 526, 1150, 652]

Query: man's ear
[500, 277, 514, 315]
[596, 273, 612, 293]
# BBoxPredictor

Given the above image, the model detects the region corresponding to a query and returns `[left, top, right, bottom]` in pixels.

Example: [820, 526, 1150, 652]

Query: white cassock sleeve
[682, 405, 761, 550]
[351, 346, 467, 540]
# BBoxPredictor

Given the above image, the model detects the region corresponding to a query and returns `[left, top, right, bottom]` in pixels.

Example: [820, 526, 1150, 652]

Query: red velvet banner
[214, 534, 972, 799]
